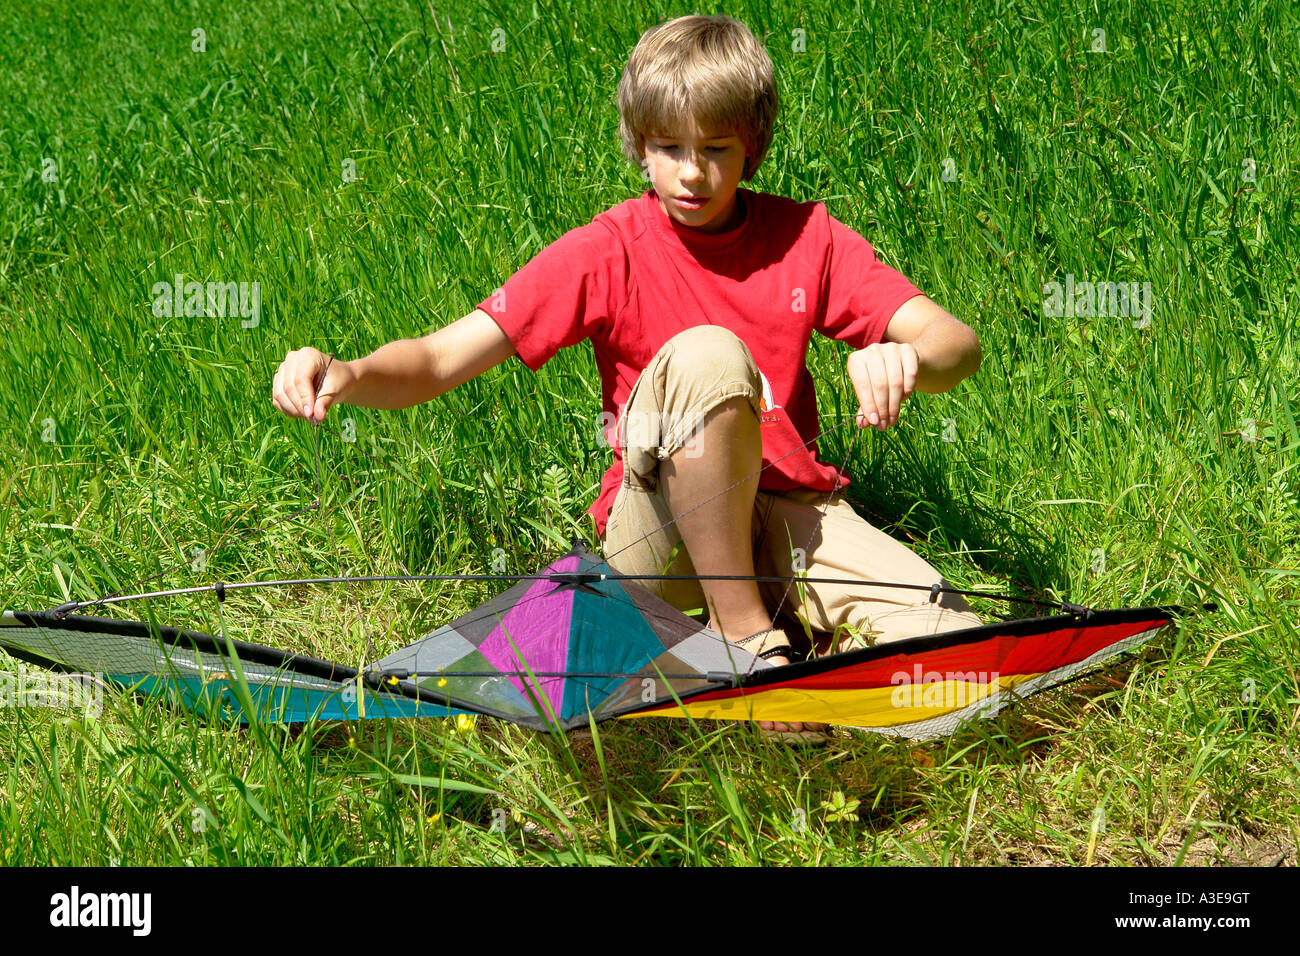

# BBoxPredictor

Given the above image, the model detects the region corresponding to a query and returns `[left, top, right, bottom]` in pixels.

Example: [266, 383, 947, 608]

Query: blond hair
[617, 15, 779, 182]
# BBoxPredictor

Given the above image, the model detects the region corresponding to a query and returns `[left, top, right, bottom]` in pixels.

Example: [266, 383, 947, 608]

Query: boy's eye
[657, 144, 728, 152]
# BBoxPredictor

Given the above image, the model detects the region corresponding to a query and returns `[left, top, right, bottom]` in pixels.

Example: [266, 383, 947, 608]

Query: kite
[0, 541, 1194, 739]
[2, 386, 1207, 738]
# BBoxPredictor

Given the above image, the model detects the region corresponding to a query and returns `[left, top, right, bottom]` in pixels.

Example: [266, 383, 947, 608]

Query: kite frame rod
[369, 670, 730, 680]
[51, 573, 1088, 618]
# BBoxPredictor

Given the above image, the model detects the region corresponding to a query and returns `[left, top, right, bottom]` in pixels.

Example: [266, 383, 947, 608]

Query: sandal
[733, 629, 829, 745]
[733, 627, 794, 661]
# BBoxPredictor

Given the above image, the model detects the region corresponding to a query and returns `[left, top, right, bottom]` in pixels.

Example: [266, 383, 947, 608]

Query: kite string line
[51, 574, 1086, 615]
[62, 410, 1076, 615]
[67, 375, 863, 617]
[316, 353, 382, 665]
[59, 386, 1083, 622]
[63, 363, 1076, 621]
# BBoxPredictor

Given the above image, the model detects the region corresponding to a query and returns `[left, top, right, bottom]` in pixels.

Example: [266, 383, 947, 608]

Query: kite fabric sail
[0, 608, 456, 722]
[0, 542, 1181, 738]
[0, 544, 766, 729]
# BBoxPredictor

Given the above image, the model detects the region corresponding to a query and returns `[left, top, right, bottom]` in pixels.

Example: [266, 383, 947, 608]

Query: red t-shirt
[475, 187, 923, 538]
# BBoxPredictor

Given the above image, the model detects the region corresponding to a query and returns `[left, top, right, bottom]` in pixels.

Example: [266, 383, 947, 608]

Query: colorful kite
[1, 542, 1189, 738]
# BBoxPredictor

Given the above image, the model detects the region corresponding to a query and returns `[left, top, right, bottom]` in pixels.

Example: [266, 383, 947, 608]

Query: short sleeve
[475, 221, 628, 371]
[817, 210, 923, 349]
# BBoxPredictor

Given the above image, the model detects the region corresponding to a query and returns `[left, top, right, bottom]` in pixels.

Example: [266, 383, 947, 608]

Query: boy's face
[644, 117, 749, 235]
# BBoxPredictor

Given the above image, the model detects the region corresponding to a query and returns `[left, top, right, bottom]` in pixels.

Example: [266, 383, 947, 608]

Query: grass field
[1, 0, 1296, 865]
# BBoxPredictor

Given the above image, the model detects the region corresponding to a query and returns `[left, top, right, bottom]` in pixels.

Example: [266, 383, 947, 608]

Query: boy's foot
[731, 628, 829, 743]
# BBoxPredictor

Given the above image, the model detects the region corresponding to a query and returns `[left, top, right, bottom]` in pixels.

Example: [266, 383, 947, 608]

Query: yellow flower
[455, 714, 476, 733]
[427, 812, 442, 825]
[437, 678, 447, 688]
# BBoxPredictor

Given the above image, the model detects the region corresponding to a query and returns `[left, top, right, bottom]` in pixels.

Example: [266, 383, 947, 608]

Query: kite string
[66, 354, 1075, 623]
[314, 353, 382, 666]
[66, 408, 990, 613]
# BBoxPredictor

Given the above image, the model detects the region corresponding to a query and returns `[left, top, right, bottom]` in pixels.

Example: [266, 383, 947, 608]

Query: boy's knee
[622, 325, 764, 470]
[661, 326, 759, 386]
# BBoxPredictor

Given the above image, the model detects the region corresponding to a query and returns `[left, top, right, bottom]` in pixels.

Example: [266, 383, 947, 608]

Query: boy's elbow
[966, 329, 982, 377]
[936, 322, 980, 388]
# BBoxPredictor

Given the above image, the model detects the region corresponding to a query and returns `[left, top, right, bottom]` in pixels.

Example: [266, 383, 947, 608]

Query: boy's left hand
[847, 342, 917, 431]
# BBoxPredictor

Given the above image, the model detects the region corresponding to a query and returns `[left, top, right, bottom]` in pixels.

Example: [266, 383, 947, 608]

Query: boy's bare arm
[271, 308, 515, 423]
[847, 294, 981, 431]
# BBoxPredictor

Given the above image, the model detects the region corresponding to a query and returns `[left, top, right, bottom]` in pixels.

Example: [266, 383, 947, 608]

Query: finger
[278, 356, 303, 418]
[271, 367, 287, 416]
[312, 378, 333, 423]
[848, 351, 883, 428]
[864, 348, 890, 430]
[273, 366, 300, 419]
[882, 347, 905, 427]
[291, 360, 319, 421]
[310, 359, 345, 424]
[849, 356, 880, 427]
[874, 345, 910, 430]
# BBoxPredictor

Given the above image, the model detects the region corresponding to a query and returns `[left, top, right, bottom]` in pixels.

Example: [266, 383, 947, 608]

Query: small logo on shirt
[758, 370, 782, 423]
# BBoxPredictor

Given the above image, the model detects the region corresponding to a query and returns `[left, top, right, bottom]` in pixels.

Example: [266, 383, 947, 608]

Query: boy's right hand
[271, 347, 354, 424]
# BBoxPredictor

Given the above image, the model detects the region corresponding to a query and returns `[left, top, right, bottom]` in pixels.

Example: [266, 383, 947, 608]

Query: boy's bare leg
[658, 396, 826, 736]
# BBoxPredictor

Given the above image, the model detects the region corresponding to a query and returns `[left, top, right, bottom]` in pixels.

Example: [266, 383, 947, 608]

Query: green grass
[1, 0, 1296, 865]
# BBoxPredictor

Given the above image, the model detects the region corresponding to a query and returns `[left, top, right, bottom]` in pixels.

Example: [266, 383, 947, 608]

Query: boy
[272, 14, 983, 740]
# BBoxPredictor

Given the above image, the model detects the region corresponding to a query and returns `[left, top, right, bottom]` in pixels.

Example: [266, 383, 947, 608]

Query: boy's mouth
[676, 195, 709, 208]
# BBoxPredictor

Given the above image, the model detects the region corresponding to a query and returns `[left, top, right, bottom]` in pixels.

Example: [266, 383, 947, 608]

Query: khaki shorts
[600, 326, 984, 647]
